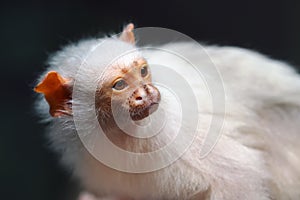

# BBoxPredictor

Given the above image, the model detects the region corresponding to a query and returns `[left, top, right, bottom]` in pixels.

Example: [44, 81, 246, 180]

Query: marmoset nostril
[136, 96, 142, 101]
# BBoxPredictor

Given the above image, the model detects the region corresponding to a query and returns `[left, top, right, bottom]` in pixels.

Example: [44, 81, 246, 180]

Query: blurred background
[0, 0, 299, 200]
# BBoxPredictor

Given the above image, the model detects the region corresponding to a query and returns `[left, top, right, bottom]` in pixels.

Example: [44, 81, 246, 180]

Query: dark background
[1, 1, 299, 200]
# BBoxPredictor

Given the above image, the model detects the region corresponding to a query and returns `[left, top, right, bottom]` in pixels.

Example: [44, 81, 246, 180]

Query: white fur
[36, 36, 300, 199]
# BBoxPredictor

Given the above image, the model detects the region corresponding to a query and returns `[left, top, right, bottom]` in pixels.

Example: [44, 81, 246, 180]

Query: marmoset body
[34, 24, 300, 200]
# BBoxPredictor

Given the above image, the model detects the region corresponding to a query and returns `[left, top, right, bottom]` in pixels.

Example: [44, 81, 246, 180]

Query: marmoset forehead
[110, 57, 147, 74]
[97, 57, 148, 86]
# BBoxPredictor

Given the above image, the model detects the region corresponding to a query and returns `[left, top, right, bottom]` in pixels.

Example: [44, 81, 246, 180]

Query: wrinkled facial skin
[96, 58, 161, 122]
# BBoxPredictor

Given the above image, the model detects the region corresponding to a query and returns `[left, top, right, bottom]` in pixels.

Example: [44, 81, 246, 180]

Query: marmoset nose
[129, 84, 161, 121]
[133, 88, 146, 105]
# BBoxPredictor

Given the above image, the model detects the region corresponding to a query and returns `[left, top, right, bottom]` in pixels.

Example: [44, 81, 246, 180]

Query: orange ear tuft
[35, 71, 72, 117]
[119, 23, 135, 44]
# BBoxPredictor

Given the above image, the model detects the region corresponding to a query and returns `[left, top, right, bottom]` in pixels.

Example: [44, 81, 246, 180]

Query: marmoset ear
[34, 71, 73, 117]
[119, 23, 135, 44]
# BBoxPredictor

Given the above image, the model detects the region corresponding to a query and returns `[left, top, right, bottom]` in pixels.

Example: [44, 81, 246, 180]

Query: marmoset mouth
[130, 102, 159, 121]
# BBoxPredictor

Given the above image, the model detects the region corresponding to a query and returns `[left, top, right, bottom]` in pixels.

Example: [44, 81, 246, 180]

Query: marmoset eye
[113, 79, 127, 90]
[141, 66, 148, 77]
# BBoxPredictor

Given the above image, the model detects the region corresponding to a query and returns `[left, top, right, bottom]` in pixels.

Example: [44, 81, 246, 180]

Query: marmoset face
[96, 58, 161, 122]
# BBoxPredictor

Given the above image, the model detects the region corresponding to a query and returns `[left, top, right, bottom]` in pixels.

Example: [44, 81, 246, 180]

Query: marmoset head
[34, 24, 161, 123]
[97, 59, 160, 122]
